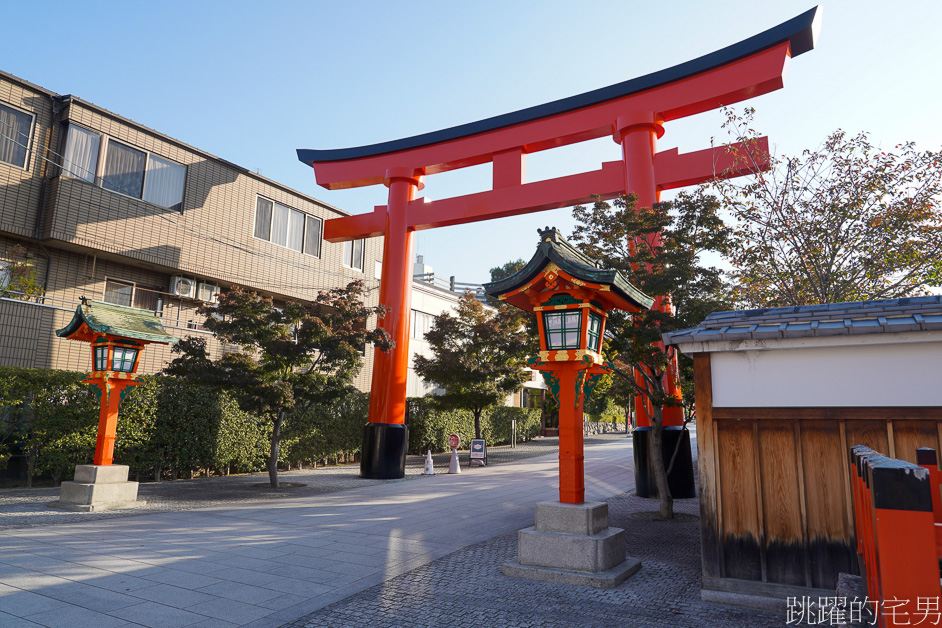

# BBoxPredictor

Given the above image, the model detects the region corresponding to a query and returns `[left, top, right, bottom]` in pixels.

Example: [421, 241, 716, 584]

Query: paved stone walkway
[0, 433, 786, 627]
[0, 435, 613, 530]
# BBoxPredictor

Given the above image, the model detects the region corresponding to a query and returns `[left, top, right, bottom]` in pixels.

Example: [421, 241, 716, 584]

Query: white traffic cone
[448, 447, 461, 474]
[422, 450, 435, 475]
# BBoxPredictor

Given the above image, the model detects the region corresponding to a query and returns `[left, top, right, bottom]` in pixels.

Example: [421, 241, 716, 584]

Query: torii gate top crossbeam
[298, 6, 820, 190]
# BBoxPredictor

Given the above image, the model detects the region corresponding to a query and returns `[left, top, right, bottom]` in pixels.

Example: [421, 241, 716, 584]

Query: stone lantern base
[503, 501, 641, 588]
[49, 465, 146, 512]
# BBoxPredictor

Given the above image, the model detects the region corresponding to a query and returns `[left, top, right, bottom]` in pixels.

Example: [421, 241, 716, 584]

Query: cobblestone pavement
[0, 434, 625, 530]
[282, 491, 782, 628]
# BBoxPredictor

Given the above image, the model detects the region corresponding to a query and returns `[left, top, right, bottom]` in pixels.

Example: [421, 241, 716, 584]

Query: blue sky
[2, 0, 940, 284]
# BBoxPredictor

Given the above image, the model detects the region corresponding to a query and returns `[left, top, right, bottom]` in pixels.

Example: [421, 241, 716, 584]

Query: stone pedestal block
[503, 501, 641, 588]
[535, 500, 609, 535]
[49, 465, 146, 512]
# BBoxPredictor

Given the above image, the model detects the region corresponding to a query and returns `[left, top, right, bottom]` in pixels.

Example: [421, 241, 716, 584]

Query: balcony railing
[413, 273, 486, 301]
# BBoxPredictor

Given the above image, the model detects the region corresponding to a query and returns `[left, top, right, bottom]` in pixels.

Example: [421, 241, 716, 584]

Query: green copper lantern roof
[56, 299, 180, 345]
[483, 227, 654, 311]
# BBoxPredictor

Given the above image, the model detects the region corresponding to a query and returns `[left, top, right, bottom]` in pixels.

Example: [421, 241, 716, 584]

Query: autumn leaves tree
[715, 109, 942, 307]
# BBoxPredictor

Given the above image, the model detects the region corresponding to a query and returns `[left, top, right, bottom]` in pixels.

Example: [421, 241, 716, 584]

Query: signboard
[447, 434, 460, 449]
[470, 439, 486, 466]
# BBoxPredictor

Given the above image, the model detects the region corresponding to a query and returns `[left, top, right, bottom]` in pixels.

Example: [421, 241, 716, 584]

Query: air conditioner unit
[169, 275, 196, 299]
[196, 281, 220, 302]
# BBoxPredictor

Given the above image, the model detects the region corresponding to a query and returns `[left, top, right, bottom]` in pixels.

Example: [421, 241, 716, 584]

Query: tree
[488, 258, 541, 350]
[486, 259, 526, 309]
[715, 108, 942, 307]
[165, 281, 392, 487]
[570, 190, 733, 518]
[413, 292, 531, 440]
[1, 244, 44, 300]
[489, 259, 527, 283]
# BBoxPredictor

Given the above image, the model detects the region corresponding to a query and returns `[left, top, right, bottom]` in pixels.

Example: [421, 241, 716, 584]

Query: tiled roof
[663, 296, 942, 345]
[482, 227, 654, 310]
[56, 300, 180, 344]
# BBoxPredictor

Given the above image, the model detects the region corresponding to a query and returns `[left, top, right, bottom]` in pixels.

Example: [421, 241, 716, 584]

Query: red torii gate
[298, 7, 821, 479]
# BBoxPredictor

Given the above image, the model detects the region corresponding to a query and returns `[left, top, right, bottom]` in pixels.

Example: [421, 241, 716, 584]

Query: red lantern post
[488, 229, 651, 589]
[484, 228, 652, 504]
[53, 299, 178, 511]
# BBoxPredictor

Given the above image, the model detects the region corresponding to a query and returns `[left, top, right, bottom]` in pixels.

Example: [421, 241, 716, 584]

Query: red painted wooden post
[92, 378, 139, 466]
[916, 447, 942, 559]
[850, 446, 942, 627]
[556, 361, 586, 504]
[868, 462, 940, 627]
[367, 169, 421, 426]
[614, 113, 684, 429]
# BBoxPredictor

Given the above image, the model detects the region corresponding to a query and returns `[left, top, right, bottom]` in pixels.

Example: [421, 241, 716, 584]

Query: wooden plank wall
[694, 353, 942, 591]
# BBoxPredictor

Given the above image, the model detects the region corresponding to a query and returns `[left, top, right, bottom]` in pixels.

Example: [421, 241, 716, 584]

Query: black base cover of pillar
[360, 422, 408, 479]
[632, 426, 695, 499]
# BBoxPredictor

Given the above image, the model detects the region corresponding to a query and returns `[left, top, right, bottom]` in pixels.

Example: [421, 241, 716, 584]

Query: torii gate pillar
[616, 113, 692, 497]
[360, 169, 422, 478]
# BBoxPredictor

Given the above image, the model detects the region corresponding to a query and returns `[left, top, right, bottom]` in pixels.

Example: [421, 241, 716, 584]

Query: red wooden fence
[849, 445, 942, 627]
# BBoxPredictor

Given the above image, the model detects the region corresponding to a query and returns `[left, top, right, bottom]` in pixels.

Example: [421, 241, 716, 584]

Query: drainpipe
[31, 95, 67, 303]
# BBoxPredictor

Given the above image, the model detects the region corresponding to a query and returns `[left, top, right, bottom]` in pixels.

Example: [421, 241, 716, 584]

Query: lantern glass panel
[543, 310, 583, 350]
[93, 345, 108, 371]
[112, 346, 138, 373]
[588, 312, 602, 352]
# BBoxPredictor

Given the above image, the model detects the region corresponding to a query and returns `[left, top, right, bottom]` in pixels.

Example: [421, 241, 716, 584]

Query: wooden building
[663, 296, 942, 601]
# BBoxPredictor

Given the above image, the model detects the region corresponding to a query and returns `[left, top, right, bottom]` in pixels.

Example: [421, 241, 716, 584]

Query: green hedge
[584, 396, 628, 427]
[406, 397, 541, 454]
[281, 391, 369, 467]
[0, 366, 545, 484]
[0, 367, 98, 484]
[0, 367, 270, 485]
[482, 405, 542, 444]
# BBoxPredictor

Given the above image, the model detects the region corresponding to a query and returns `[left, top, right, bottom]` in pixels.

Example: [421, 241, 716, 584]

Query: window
[111, 346, 138, 373]
[0, 103, 33, 169]
[587, 312, 602, 352]
[103, 278, 161, 311]
[103, 278, 134, 307]
[304, 215, 322, 258]
[63, 128, 186, 211]
[93, 346, 109, 371]
[142, 154, 186, 210]
[254, 197, 272, 240]
[132, 285, 161, 312]
[522, 388, 542, 409]
[254, 196, 322, 256]
[543, 310, 582, 350]
[411, 310, 433, 339]
[0, 261, 9, 288]
[344, 239, 364, 272]
[102, 140, 146, 198]
[62, 124, 100, 182]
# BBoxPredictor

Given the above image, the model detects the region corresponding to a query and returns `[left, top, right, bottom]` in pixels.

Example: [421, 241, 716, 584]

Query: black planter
[632, 426, 695, 498]
[360, 422, 408, 479]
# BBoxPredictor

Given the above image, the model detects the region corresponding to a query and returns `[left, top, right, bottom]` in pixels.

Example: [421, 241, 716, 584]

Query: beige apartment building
[0, 69, 381, 390]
